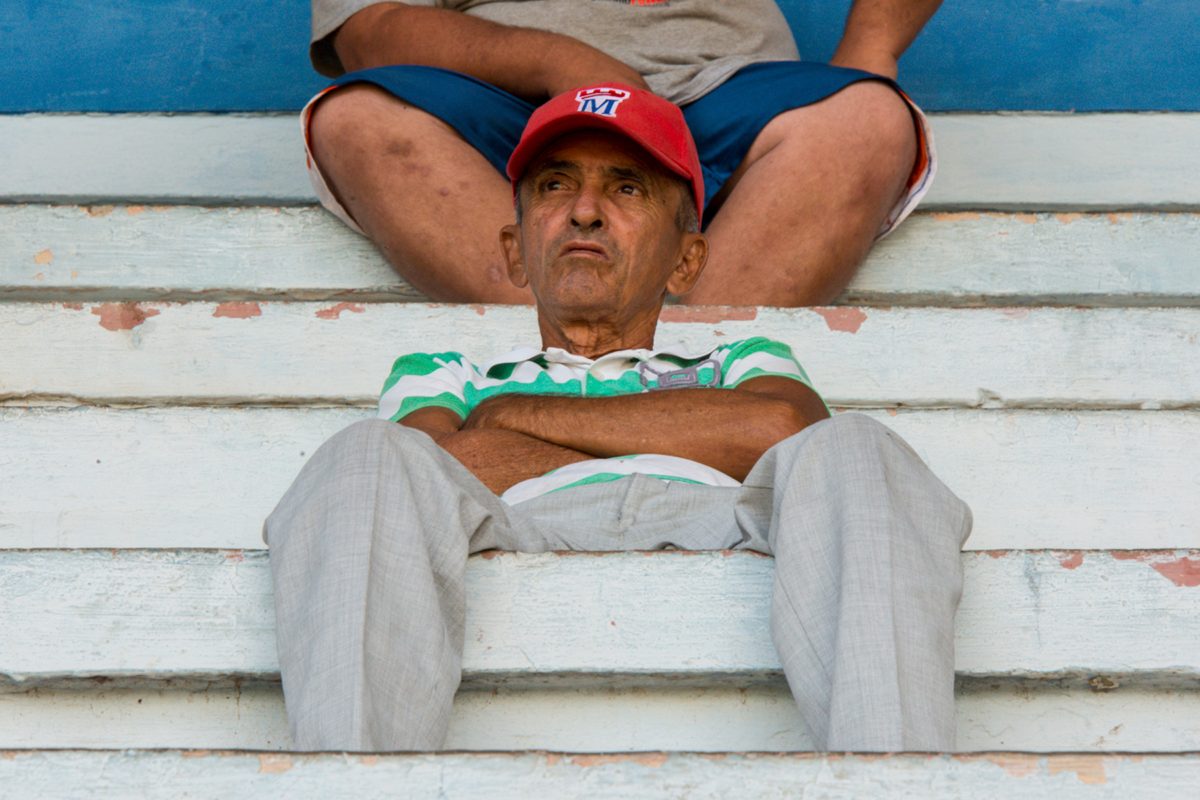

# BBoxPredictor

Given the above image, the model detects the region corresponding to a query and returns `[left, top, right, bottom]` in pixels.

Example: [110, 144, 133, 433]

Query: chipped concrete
[813, 307, 868, 334]
[315, 302, 365, 320]
[90, 302, 160, 331]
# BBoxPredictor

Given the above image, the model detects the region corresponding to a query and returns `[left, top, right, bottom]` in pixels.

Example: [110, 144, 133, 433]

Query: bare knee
[309, 84, 441, 165]
[829, 81, 917, 174]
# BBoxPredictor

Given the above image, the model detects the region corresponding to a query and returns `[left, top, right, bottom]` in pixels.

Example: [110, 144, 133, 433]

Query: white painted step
[3, 550, 1197, 689]
[1, 750, 1197, 798]
[4, 682, 1199, 753]
[4, 206, 1199, 306]
[3, 303, 1197, 408]
[2, 114, 1198, 208]
[3, 406, 1197, 551]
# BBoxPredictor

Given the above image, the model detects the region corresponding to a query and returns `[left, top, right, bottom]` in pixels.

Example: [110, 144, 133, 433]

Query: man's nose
[569, 184, 605, 231]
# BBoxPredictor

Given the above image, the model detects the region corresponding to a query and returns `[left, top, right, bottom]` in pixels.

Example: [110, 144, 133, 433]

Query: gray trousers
[264, 414, 971, 752]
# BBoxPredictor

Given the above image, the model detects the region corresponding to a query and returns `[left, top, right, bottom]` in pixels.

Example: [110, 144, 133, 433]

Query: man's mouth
[559, 240, 610, 260]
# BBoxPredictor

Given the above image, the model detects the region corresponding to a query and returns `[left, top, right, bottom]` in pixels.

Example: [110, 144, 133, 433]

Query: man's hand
[830, 0, 943, 79]
[333, 3, 649, 102]
[463, 377, 829, 482]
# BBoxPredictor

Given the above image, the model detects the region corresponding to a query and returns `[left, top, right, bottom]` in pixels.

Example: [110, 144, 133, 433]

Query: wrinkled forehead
[523, 129, 673, 185]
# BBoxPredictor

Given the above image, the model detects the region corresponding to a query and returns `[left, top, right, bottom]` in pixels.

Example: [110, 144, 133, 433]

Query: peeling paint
[91, 302, 160, 331]
[1015, 213, 1038, 224]
[258, 754, 293, 774]
[316, 302, 365, 320]
[1056, 551, 1084, 570]
[1153, 557, 1200, 588]
[33, 248, 53, 265]
[1046, 754, 1106, 785]
[62, 302, 84, 311]
[885, 408, 899, 417]
[1111, 551, 1200, 587]
[544, 754, 562, 767]
[981, 550, 1008, 559]
[480, 550, 503, 560]
[814, 307, 868, 334]
[223, 550, 245, 564]
[1001, 308, 1030, 319]
[126, 205, 146, 216]
[181, 750, 211, 759]
[1054, 212, 1082, 224]
[471, 304, 487, 316]
[659, 306, 757, 323]
[931, 211, 981, 222]
[975, 753, 1038, 778]
[84, 205, 114, 217]
[569, 753, 668, 768]
[213, 302, 262, 319]
[358, 755, 379, 766]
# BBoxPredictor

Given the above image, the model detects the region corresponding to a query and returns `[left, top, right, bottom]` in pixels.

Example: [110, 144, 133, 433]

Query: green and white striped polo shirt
[378, 336, 821, 504]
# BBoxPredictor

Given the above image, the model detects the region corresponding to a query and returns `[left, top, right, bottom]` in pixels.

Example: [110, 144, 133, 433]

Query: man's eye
[543, 179, 564, 191]
[617, 183, 641, 195]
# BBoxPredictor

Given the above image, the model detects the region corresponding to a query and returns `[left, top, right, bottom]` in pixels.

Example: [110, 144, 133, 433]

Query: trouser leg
[263, 419, 550, 751]
[737, 413, 972, 751]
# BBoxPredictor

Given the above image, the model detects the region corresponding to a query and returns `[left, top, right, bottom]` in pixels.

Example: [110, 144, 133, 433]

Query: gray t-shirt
[311, 0, 801, 105]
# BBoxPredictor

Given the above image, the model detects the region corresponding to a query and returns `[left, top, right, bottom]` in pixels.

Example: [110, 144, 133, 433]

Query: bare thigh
[309, 84, 532, 304]
[687, 81, 917, 306]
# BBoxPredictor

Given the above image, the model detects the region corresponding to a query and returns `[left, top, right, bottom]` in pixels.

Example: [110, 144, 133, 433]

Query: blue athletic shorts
[302, 61, 935, 235]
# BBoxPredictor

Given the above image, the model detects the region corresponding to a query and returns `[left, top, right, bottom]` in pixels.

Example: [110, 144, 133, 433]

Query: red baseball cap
[506, 84, 705, 219]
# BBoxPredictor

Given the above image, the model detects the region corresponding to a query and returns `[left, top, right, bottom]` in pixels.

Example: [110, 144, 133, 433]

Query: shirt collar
[480, 342, 715, 374]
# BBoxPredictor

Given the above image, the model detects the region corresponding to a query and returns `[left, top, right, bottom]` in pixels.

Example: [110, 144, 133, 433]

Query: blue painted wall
[3, 1, 1197, 112]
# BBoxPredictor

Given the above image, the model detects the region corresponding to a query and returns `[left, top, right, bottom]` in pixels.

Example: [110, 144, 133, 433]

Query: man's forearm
[465, 389, 821, 482]
[333, 4, 648, 101]
[831, 0, 943, 78]
[433, 427, 593, 495]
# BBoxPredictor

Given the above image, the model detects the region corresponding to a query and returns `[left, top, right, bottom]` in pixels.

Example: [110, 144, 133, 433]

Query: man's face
[501, 130, 705, 323]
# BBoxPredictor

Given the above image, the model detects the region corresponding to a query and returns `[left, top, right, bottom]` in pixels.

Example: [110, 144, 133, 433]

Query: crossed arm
[400, 376, 830, 495]
[331, 0, 942, 97]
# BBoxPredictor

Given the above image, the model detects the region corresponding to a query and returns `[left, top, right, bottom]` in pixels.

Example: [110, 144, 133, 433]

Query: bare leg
[309, 84, 534, 304]
[686, 81, 917, 307]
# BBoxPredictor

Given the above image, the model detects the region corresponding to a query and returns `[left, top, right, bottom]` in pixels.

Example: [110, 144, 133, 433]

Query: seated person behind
[265, 86, 972, 753]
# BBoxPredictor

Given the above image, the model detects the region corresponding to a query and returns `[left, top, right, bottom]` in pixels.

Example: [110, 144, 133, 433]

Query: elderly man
[301, 0, 941, 306]
[266, 87, 970, 753]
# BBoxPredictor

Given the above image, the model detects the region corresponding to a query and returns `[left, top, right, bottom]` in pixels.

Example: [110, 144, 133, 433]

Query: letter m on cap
[576, 87, 632, 117]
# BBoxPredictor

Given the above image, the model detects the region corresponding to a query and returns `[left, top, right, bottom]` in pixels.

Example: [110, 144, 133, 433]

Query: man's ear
[499, 224, 529, 289]
[666, 232, 709, 296]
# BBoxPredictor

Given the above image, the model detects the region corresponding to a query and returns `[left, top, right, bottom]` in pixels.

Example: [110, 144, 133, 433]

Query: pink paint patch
[33, 249, 53, 265]
[1056, 551, 1084, 570]
[659, 306, 758, 323]
[223, 550, 245, 564]
[125, 205, 146, 215]
[1055, 212, 1082, 224]
[91, 302, 160, 331]
[62, 302, 84, 311]
[315, 302, 365, 320]
[1110, 551, 1200, 587]
[1001, 308, 1031, 319]
[931, 211, 981, 222]
[212, 301, 262, 319]
[258, 754, 293, 774]
[1153, 557, 1200, 588]
[570, 753, 668, 768]
[1015, 213, 1039, 225]
[471, 304, 486, 316]
[814, 307, 868, 334]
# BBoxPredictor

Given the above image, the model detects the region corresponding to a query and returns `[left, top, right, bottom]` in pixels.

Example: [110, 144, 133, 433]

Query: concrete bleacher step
[5, 406, 1198, 550]
[3, 750, 1197, 799]
[2, 550, 1198, 752]
[3, 113, 1199, 208]
[4, 206, 1199, 306]
[4, 303, 1198, 407]
[2, 753, 1200, 800]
